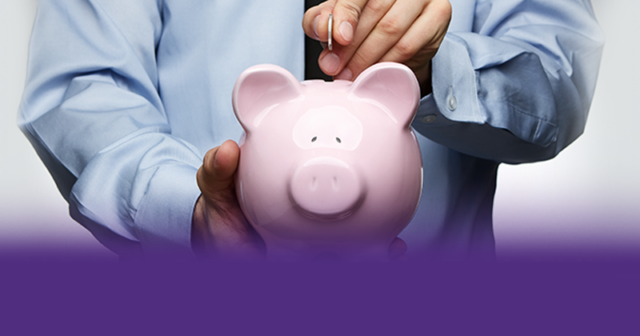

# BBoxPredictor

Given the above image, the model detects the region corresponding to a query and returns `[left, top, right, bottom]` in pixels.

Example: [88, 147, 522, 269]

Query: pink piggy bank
[232, 62, 422, 261]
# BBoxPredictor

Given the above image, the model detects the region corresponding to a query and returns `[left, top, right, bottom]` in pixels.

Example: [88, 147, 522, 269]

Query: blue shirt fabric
[19, 0, 604, 257]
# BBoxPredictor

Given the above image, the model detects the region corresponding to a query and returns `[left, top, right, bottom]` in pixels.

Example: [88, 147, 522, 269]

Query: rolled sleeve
[412, 0, 604, 164]
[133, 164, 201, 254]
[19, 0, 204, 256]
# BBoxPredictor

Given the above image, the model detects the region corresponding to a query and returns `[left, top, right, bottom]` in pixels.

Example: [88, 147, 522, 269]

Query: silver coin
[328, 14, 333, 51]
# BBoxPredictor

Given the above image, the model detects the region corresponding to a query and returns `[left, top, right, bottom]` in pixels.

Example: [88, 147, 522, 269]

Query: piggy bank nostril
[311, 176, 317, 190]
[332, 176, 338, 190]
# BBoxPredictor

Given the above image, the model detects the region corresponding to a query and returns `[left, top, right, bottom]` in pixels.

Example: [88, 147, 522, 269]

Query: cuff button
[421, 114, 437, 124]
[447, 86, 457, 111]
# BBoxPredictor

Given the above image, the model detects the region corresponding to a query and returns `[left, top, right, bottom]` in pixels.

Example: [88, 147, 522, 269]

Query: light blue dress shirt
[19, 0, 604, 257]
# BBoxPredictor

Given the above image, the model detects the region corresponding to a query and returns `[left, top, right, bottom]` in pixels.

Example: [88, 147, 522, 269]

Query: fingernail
[335, 68, 352, 81]
[319, 53, 340, 74]
[313, 15, 320, 40]
[339, 21, 353, 43]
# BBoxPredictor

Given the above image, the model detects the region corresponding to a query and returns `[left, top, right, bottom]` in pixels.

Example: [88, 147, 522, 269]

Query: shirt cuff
[412, 34, 558, 149]
[411, 35, 483, 137]
[429, 35, 483, 125]
[134, 164, 201, 255]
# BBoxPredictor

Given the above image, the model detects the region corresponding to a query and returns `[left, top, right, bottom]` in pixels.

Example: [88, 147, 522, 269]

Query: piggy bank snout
[289, 158, 364, 220]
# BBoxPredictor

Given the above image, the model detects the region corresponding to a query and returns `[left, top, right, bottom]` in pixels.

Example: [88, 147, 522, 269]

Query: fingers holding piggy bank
[232, 62, 422, 261]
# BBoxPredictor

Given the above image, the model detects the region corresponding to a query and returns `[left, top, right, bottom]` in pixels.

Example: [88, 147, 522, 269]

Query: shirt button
[421, 114, 437, 124]
[447, 93, 457, 111]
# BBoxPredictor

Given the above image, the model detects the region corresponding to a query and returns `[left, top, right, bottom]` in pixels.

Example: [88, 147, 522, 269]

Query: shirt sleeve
[411, 0, 605, 164]
[18, 0, 201, 256]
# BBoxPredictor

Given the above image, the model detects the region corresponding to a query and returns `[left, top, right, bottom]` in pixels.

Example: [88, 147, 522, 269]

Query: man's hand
[303, 0, 451, 93]
[192, 140, 265, 260]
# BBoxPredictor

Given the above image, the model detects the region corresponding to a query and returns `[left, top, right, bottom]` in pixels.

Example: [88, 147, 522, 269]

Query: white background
[1, 1, 638, 259]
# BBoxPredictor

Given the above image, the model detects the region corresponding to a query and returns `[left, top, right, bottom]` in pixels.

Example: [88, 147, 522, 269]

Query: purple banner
[1, 249, 639, 336]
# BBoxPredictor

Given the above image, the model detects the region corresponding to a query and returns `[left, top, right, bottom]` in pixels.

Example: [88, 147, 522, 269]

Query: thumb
[197, 140, 240, 197]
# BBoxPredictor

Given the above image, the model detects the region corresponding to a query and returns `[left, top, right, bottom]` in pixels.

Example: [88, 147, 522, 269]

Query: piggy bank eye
[293, 107, 362, 150]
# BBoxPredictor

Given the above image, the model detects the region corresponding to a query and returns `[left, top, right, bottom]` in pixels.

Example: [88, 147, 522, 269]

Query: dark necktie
[304, 0, 332, 81]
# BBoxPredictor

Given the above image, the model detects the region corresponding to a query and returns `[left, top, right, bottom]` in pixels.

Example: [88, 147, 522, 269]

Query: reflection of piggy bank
[232, 62, 422, 261]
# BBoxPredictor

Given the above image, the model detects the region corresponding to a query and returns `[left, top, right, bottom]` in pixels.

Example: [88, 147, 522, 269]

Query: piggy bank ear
[349, 62, 420, 127]
[232, 64, 302, 131]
